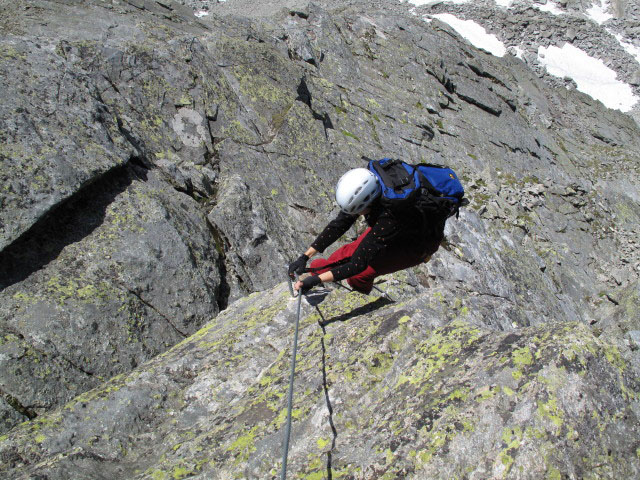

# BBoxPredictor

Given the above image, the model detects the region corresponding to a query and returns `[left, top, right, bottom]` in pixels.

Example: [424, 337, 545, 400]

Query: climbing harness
[282, 272, 303, 480]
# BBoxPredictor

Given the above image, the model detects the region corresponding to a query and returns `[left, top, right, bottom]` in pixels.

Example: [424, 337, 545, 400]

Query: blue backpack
[367, 158, 466, 219]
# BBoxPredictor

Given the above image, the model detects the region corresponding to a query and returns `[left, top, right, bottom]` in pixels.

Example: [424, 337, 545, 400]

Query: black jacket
[310, 200, 444, 281]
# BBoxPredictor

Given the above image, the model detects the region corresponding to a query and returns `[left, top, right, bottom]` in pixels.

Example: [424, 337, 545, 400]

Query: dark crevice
[250, 234, 268, 248]
[437, 128, 459, 138]
[400, 136, 424, 147]
[291, 203, 316, 215]
[115, 117, 149, 163]
[490, 140, 540, 159]
[123, 0, 145, 11]
[466, 62, 510, 90]
[296, 76, 334, 138]
[204, 104, 222, 168]
[317, 112, 334, 137]
[49, 342, 97, 377]
[0, 387, 38, 421]
[473, 291, 514, 302]
[207, 220, 232, 311]
[424, 63, 456, 94]
[296, 76, 313, 108]
[503, 97, 517, 112]
[0, 159, 149, 292]
[245, 33, 266, 44]
[605, 294, 619, 306]
[155, 1, 174, 12]
[173, 177, 195, 198]
[289, 10, 309, 20]
[443, 77, 456, 94]
[418, 124, 435, 142]
[121, 284, 188, 337]
[314, 307, 339, 480]
[456, 93, 502, 117]
[438, 93, 458, 111]
[101, 73, 121, 94]
[93, 87, 151, 166]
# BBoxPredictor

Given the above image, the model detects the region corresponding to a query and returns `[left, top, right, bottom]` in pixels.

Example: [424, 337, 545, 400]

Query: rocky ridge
[0, 0, 639, 478]
[177, 0, 640, 123]
[1, 281, 638, 478]
[406, 0, 640, 123]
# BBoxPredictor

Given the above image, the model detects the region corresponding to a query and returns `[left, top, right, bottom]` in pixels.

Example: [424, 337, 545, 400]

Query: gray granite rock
[413, 0, 640, 124]
[0, 282, 638, 479]
[0, 1, 639, 476]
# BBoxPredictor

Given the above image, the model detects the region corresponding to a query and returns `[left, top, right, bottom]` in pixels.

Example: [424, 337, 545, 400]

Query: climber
[288, 165, 448, 295]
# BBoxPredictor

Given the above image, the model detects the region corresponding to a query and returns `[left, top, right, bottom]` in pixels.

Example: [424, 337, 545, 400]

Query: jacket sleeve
[329, 213, 399, 281]
[310, 211, 357, 253]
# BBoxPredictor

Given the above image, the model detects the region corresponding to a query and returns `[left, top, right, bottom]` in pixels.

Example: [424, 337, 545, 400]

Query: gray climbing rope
[281, 275, 303, 480]
[280, 273, 392, 478]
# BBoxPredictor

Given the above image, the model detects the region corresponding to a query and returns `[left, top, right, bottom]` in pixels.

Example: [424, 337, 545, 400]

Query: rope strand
[281, 288, 303, 480]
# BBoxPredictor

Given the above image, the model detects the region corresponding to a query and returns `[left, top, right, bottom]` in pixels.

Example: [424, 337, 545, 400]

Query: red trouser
[309, 228, 433, 294]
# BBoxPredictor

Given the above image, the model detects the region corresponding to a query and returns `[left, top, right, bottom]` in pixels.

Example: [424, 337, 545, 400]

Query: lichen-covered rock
[1, 0, 639, 467]
[0, 166, 221, 426]
[0, 281, 638, 479]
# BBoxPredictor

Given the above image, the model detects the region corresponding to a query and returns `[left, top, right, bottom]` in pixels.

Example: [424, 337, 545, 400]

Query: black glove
[300, 275, 321, 293]
[288, 254, 309, 277]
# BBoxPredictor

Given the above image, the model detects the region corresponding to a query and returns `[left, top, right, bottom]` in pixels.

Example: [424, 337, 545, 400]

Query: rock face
[407, 0, 640, 123]
[0, 282, 638, 479]
[0, 0, 639, 477]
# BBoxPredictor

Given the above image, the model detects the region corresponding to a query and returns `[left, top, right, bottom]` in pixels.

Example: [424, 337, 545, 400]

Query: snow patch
[494, 0, 514, 7]
[509, 45, 525, 59]
[407, 0, 470, 5]
[613, 33, 640, 65]
[194, 10, 209, 17]
[586, 0, 613, 24]
[534, 1, 564, 15]
[429, 14, 507, 57]
[538, 43, 638, 112]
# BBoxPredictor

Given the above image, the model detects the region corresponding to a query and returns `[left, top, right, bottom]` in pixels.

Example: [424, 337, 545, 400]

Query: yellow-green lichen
[546, 466, 562, 480]
[511, 346, 533, 379]
[499, 426, 523, 473]
[316, 437, 330, 450]
[44, 276, 120, 306]
[476, 385, 499, 402]
[396, 320, 482, 391]
[341, 129, 360, 141]
[0, 44, 27, 61]
[503, 386, 515, 396]
[226, 426, 259, 464]
[150, 470, 168, 480]
[171, 465, 193, 479]
[537, 395, 563, 430]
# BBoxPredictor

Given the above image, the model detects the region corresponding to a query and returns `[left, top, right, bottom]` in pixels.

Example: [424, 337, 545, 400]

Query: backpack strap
[370, 159, 413, 192]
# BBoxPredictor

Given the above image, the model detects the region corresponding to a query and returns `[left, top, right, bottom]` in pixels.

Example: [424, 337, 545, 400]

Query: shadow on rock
[317, 296, 394, 327]
[0, 160, 148, 291]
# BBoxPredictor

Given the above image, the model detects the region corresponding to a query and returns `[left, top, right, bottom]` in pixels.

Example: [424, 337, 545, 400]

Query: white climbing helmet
[335, 168, 380, 214]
